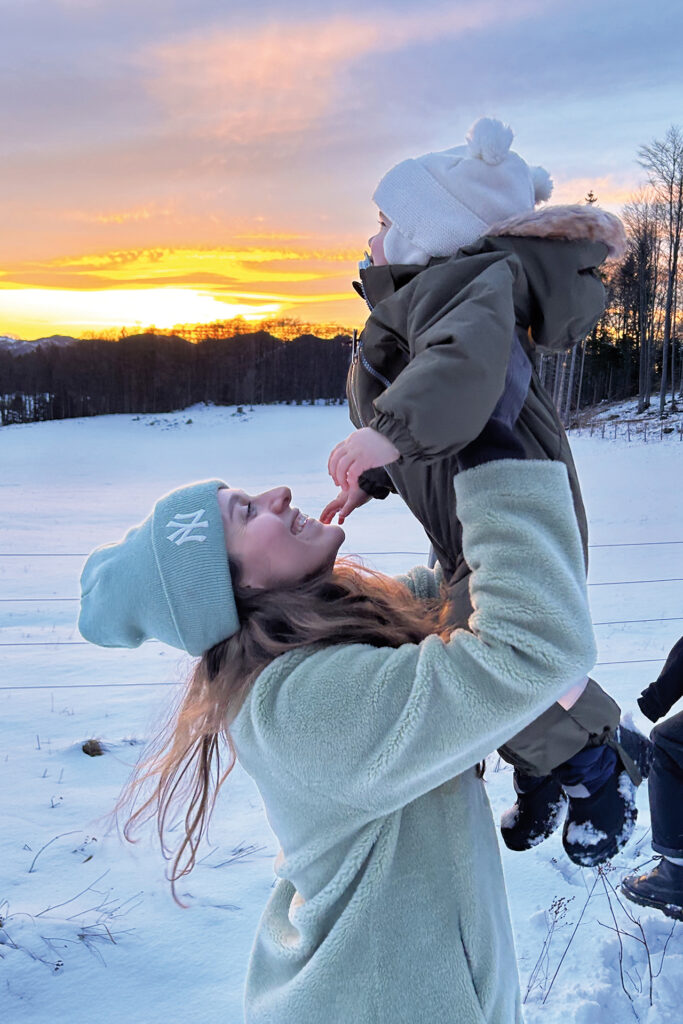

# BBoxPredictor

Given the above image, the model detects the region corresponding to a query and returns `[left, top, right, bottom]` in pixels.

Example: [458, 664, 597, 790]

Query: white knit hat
[374, 117, 553, 265]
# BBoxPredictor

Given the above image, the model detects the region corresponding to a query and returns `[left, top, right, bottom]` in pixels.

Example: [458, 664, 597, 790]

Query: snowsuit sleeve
[238, 460, 596, 820]
[368, 253, 525, 462]
[358, 466, 396, 500]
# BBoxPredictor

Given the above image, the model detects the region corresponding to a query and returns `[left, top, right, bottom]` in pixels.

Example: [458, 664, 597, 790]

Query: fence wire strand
[2, 544, 681, 687]
[0, 656, 670, 692]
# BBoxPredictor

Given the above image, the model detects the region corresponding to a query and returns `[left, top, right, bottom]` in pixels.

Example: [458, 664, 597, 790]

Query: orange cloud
[23, 246, 357, 284]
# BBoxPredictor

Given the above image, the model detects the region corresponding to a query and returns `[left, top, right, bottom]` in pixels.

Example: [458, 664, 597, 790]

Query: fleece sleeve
[368, 254, 524, 462]
[244, 460, 596, 819]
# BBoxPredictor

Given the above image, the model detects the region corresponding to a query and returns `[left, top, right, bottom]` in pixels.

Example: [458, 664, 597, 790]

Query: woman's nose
[263, 486, 291, 513]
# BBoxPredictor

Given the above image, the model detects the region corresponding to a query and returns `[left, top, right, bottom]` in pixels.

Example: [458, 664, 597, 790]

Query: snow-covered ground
[1, 403, 682, 1024]
[569, 394, 683, 446]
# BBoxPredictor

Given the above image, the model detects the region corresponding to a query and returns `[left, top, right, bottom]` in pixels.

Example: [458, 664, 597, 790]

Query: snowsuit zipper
[349, 330, 394, 428]
[351, 258, 398, 426]
[349, 330, 366, 427]
[357, 276, 374, 313]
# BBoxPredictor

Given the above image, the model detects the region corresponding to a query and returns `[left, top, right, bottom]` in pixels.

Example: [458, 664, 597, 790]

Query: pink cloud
[143, 2, 544, 143]
[550, 175, 638, 212]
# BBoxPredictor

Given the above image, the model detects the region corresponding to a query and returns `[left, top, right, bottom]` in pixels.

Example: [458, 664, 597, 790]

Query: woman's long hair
[118, 558, 443, 903]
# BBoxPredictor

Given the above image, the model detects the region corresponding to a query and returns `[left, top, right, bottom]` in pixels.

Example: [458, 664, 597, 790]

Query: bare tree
[638, 125, 683, 416]
[623, 190, 662, 412]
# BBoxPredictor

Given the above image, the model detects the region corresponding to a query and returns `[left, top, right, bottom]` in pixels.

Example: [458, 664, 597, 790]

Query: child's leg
[559, 720, 655, 866]
[448, 576, 623, 779]
[554, 743, 618, 797]
[497, 677, 621, 777]
[498, 684, 647, 861]
[448, 572, 628, 857]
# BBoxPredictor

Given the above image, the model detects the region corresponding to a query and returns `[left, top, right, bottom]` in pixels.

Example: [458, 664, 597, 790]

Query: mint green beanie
[79, 480, 239, 656]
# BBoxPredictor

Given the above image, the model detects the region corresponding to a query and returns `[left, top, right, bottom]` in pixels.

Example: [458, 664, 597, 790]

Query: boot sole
[620, 882, 683, 922]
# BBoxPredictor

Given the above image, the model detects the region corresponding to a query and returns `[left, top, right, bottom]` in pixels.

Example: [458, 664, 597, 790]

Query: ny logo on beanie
[166, 509, 209, 545]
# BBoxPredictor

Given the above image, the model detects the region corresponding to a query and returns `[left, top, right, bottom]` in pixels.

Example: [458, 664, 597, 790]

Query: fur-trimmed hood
[488, 203, 626, 260]
[357, 202, 624, 352]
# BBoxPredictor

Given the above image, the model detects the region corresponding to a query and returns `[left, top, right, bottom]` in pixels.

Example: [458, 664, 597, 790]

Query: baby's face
[368, 212, 391, 266]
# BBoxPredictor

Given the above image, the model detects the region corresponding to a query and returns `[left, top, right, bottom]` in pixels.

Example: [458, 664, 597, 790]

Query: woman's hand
[320, 485, 371, 525]
[328, 428, 400, 490]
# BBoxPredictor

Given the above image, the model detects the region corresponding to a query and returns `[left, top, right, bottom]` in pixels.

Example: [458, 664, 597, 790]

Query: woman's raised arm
[233, 459, 596, 820]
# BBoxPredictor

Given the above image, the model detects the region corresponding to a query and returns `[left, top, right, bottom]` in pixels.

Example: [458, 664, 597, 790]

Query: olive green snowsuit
[347, 204, 622, 775]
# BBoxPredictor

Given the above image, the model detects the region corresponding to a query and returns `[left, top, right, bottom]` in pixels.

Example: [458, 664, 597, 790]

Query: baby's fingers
[334, 452, 356, 490]
[320, 495, 345, 524]
[328, 441, 348, 483]
[338, 494, 360, 524]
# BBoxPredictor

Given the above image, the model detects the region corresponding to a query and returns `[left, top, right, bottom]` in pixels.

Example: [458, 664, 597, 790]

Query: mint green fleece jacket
[230, 461, 597, 1024]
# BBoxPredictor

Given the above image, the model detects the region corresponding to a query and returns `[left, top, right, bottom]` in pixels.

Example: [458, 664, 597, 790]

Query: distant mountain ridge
[0, 334, 80, 356]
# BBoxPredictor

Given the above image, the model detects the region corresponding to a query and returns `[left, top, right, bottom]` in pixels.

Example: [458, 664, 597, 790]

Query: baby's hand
[328, 428, 400, 490]
[320, 486, 371, 525]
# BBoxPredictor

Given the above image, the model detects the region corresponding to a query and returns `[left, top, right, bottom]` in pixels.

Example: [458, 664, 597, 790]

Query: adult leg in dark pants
[650, 710, 683, 857]
[621, 710, 683, 920]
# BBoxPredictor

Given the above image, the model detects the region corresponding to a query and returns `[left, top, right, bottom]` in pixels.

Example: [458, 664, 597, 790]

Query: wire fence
[2, 540, 682, 688]
[567, 419, 683, 443]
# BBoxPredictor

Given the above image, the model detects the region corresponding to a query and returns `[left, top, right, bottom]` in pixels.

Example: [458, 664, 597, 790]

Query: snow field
[1, 404, 682, 1024]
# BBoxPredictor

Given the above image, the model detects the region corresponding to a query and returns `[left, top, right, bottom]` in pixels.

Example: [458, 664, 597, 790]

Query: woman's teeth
[293, 511, 309, 535]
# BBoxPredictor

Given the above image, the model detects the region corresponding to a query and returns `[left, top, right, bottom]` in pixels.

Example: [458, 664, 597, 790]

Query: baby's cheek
[370, 235, 387, 266]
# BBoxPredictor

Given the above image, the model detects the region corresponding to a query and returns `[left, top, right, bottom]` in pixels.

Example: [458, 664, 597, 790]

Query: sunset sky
[2, 0, 682, 338]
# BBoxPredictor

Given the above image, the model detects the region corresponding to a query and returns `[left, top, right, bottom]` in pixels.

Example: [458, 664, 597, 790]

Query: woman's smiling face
[218, 485, 345, 590]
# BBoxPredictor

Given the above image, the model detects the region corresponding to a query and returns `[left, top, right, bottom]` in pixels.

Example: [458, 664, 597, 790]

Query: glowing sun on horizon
[0, 287, 282, 334]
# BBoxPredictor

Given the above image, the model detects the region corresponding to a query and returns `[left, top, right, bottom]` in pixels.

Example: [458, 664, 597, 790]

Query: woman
[79, 427, 596, 1024]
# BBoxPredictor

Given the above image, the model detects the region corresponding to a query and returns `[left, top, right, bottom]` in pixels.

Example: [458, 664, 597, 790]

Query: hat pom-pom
[530, 165, 553, 203]
[466, 117, 513, 166]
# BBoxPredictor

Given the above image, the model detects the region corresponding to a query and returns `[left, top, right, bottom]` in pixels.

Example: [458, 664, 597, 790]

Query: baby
[324, 117, 649, 866]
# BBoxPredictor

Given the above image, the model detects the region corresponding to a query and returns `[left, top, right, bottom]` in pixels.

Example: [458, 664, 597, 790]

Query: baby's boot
[500, 769, 567, 851]
[562, 762, 636, 866]
[561, 723, 652, 867]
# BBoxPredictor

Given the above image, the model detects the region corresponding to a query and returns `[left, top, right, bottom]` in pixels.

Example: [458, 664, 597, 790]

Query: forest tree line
[2, 125, 681, 428]
[0, 331, 353, 424]
[530, 125, 683, 424]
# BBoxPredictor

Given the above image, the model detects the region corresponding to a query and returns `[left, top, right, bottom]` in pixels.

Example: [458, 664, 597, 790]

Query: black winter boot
[621, 858, 683, 921]
[562, 768, 637, 867]
[614, 721, 654, 781]
[500, 770, 567, 852]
